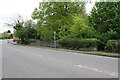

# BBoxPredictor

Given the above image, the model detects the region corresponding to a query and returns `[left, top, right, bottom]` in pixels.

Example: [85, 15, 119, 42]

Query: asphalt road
[2, 40, 118, 78]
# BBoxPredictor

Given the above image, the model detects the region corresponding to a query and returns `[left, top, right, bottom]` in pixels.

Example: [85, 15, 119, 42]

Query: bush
[16, 39, 38, 44]
[0, 37, 2, 39]
[29, 39, 38, 43]
[17, 40, 30, 44]
[106, 40, 120, 52]
[58, 37, 101, 50]
[0, 36, 12, 39]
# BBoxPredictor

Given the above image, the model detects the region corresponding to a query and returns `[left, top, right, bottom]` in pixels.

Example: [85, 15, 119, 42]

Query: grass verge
[15, 44, 119, 58]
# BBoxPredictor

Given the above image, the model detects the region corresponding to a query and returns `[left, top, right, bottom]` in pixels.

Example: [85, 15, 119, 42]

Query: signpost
[54, 31, 56, 48]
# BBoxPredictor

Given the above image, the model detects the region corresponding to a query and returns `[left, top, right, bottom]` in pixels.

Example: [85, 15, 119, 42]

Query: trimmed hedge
[29, 39, 38, 43]
[16, 39, 38, 44]
[58, 38, 101, 50]
[106, 40, 120, 52]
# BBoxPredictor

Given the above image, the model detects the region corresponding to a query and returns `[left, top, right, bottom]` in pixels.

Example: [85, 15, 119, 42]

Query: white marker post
[54, 31, 56, 48]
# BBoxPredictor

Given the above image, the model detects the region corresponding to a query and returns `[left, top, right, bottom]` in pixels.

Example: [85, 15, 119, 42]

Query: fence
[31, 41, 61, 48]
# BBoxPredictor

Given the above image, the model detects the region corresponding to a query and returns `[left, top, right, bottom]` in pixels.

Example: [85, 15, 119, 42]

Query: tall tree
[14, 20, 37, 44]
[59, 15, 94, 39]
[32, 1, 85, 41]
[89, 2, 120, 39]
[5, 15, 24, 31]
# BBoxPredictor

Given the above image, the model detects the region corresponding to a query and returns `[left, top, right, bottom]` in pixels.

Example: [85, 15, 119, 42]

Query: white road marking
[94, 55, 117, 59]
[9, 43, 118, 60]
[109, 73, 118, 77]
[74, 64, 118, 77]
[74, 52, 118, 60]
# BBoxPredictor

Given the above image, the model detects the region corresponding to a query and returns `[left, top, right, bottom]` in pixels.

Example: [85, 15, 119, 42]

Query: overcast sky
[0, 0, 95, 33]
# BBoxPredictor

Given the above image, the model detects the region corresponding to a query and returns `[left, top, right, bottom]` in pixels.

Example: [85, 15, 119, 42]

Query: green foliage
[12, 15, 24, 30]
[58, 37, 101, 50]
[32, 2, 86, 41]
[58, 15, 94, 39]
[0, 31, 13, 39]
[89, 2, 120, 50]
[29, 39, 38, 43]
[70, 15, 94, 38]
[106, 40, 120, 52]
[89, 2, 120, 39]
[0, 36, 12, 39]
[23, 20, 37, 39]
[37, 26, 54, 41]
[13, 20, 24, 30]
[93, 29, 117, 43]
[14, 20, 37, 44]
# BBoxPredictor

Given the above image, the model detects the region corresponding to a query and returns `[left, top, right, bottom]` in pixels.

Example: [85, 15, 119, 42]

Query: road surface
[2, 40, 118, 78]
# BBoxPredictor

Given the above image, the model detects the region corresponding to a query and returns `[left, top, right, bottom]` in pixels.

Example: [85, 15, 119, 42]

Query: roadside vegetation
[0, 30, 13, 39]
[10, 1, 119, 54]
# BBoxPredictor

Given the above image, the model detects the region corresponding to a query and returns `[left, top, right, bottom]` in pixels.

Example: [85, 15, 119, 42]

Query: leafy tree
[37, 26, 54, 41]
[23, 20, 37, 39]
[14, 20, 37, 44]
[89, 2, 120, 39]
[5, 15, 24, 30]
[59, 15, 94, 39]
[32, 1, 86, 41]
[70, 15, 94, 38]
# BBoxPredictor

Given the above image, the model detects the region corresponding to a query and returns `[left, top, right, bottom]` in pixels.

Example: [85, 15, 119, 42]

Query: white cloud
[0, 0, 94, 33]
[0, 0, 42, 33]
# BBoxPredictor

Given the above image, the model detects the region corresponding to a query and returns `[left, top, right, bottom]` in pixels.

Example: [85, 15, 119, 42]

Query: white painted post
[54, 31, 56, 48]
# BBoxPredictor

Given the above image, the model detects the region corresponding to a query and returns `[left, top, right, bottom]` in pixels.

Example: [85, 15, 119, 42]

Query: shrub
[0, 37, 2, 39]
[106, 40, 120, 52]
[0, 36, 12, 39]
[17, 39, 39, 44]
[29, 39, 38, 43]
[58, 37, 101, 50]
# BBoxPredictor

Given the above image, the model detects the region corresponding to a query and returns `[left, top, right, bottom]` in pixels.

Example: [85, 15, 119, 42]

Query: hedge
[29, 39, 38, 43]
[58, 38, 101, 50]
[106, 40, 120, 52]
[0, 36, 12, 39]
[16, 39, 39, 44]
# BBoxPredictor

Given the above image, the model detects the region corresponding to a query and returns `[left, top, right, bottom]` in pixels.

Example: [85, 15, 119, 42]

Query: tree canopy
[32, 2, 86, 41]
[89, 2, 120, 39]
[14, 20, 37, 44]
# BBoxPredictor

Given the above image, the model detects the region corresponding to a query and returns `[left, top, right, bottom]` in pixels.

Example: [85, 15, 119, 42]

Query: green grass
[54, 48, 119, 57]
[16, 44, 119, 57]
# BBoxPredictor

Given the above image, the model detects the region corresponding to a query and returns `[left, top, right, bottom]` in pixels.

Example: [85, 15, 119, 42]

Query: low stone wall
[31, 41, 61, 48]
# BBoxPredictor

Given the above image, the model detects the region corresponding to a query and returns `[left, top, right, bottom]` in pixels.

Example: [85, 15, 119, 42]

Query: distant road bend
[2, 40, 118, 78]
